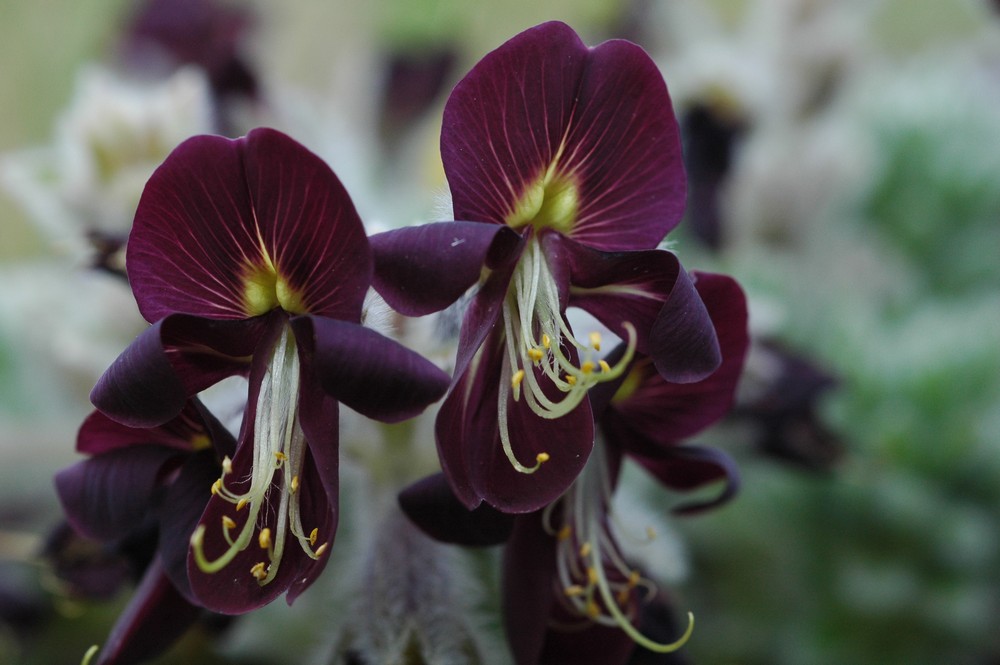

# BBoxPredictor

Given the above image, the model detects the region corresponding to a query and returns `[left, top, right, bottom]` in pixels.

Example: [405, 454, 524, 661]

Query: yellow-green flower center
[505, 163, 580, 234]
[243, 246, 306, 316]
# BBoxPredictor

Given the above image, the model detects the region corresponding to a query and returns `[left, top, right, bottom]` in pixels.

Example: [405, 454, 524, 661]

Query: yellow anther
[236, 498, 249, 511]
[290, 475, 300, 494]
[250, 561, 268, 581]
[258, 528, 272, 550]
[541, 334, 551, 349]
[646, 526, 657, 540]
[222, 516, 236, 530]
[221, 456, 232, 475]
[274, 451, 288, 463]
[586, 600, 602, 618]
[557, 525, 572, 541]
[598, 360, 611, 373]
[210, 479, 223, 495]
[564, 584, 585, 597]
[589, 331, 602, 351]
[314, 542, 328, 557]
[565, 374, 577, 385]
[511, 369, 526, 389]
[579, 542, 593, 558]
[536, 452, 550, 464]
[527, 347, 544, 363]
[617, 589, 632, 606]
[581, 360, 596, 374]
[309, 528, 318, 546]
[587, 567, 599, 585]
[628, 570, 642, 587]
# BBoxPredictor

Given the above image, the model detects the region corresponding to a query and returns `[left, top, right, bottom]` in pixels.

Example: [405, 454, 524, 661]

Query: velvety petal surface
[128, 128, 369, 322]
[291, 315, 450, 423]
[95, 557, 202, 665]
[502, 512, 558, 665]
[91, 313, 267, 428]
[55, 446, 180, 541]
[436, 329, 594, 512]
[77, 398, 233, 456]
[398, 473, 514, 546]
[648, 266, 721, 384]
[609, 272, 749, 444]
[442, 21, 685, 251]
[371, 221, 521, 316]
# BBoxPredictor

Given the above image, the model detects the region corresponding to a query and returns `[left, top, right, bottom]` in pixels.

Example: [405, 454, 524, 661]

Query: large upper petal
[442, 21, 685, 251]
[127, 127, 370, 322]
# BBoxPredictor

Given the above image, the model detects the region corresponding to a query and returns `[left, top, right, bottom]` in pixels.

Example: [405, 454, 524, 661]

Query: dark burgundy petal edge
[633, 445, 741, 515]
[371, 221, 521, 316]
[398, 473, 514, 546]
[502, 511, 558, 665]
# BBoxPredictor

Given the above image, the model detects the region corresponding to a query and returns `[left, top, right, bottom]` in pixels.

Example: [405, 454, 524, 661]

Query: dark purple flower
[373, 22, 720, 514]
[55, 401, 231, 665]
[400, 272, 749, 665]
[90, 128, 450, 613]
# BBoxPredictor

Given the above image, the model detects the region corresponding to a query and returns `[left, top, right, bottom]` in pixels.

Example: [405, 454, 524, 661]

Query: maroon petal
[291, 315, 450, 423]
[55, 446, 180, 542]
[556, 234, 683, 355]
[157, 449, 223, 603]
[95, 557, 202, 665]
[91, 313, 267, 428]
[398, 473, 514, 547]
[128, 128, 369, 322]
[502, 511, 558, 665]
[77, 398, 234, 456]
[610, 273, 749, 443]
[649, 266, 720, 384]
[436, 329, 594, 513]
[442, 21, 684, 251]
[371, 221, 522, 316]
[632, 446, 741, 515]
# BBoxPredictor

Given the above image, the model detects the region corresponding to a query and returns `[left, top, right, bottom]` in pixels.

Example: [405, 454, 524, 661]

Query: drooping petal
[632, 446, 741, 515]
[398, 473, 514, 547]
[370, 221, 522, 316]
[436, 329, 594, 513]
[55, 446, 180, 541]
[648, 266, 721, 384]
[127, 127, 369, 322]
[442, 21, 684, 251]
[91, 313, 268, 428]
[291, 315, 450, 423]
[556, 234, 683, 356]
[608, 273, 749, 443]
[94, 557, 203, 665]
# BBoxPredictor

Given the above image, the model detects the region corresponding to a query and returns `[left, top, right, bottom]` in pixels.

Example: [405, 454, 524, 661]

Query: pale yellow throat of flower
[242, 242, 307, 316]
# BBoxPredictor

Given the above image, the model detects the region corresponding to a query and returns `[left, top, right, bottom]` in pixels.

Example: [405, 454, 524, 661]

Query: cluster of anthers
[498, 237, 637, 474]
[190, 325, 327, 585]
[541, 444, 694, 652]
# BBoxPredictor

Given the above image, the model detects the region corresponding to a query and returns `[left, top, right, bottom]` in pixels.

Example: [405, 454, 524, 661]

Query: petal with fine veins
[128, 128, 369, 322]
[442, 21, 684, 251]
